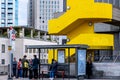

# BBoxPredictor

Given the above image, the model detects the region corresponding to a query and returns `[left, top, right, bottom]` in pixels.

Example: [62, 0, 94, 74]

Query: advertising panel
[78, 49, 86, 76]
[58, 49, 65, 63]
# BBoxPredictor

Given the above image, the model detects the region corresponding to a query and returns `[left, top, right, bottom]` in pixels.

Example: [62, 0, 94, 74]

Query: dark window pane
[2, 44, 5, 53]
[1, 59, 5, 64]
[109, 0, 113, 4]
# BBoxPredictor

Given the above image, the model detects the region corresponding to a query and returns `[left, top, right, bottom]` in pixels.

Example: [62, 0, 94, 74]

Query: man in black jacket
[32, 55, 40, 79]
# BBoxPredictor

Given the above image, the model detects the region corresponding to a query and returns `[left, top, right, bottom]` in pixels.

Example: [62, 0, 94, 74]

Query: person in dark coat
[86, 58, 93, 79]
[12, 57, 17, 78]
[32, 55, 40, 79]
[49, 59, 58, 80]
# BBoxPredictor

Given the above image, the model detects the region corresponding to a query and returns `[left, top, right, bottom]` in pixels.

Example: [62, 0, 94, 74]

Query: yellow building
[48, 0, 117, 62]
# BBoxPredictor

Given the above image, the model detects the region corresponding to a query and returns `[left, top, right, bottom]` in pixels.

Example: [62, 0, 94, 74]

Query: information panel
[78, 49, 86, 76]
[58, 50, 65, 63]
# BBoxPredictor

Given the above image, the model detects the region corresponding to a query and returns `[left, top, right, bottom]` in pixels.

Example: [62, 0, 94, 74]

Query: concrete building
[27, 0, 66, 44]
[0, 27, 57, 65]
[49, 0, 120, 61]
[94, 0, 120, 57]
[0, 0, 18, 27]
[28, 0, 66, 31]
[48, 0, 120, 77]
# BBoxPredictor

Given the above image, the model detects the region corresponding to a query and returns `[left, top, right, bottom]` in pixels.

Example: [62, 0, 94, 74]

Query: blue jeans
[17, 69, 22, 78]
[49, 71, 54, 78]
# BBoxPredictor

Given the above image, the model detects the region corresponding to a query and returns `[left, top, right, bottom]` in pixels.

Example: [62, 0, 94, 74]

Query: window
[1, 19, 5, 23]
[102, 0, 108, 3]
[1, 59, 5, 64]
[1, 23, 5, 27]
[29, 49, 32, 53]
[25, 47, 28, 53]
[8, 19, 13, 23]
[1, 3, 5, 8]
[1, 8, 5, 13]
[33, 49, 36, 53]
[2, 44, 5, 53]
[109, 0, 113, 4]
[1, 13, 5, 17]
[41, 49, 45, 53]
[1, 0, 5, 3]
[115, 0, 119, 7]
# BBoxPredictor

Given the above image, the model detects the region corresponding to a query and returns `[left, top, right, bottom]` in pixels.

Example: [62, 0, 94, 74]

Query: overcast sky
[18, 0, 28, 26]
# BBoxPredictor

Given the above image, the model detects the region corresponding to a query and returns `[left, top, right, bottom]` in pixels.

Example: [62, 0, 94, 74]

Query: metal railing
[94, 55, 120, 63]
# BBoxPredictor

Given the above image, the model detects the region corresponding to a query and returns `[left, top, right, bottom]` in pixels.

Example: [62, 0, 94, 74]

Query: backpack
[24, 61, 28, 68]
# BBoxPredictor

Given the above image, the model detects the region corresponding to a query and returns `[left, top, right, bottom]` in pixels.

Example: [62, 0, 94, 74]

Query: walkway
[0, 75, 120, 80]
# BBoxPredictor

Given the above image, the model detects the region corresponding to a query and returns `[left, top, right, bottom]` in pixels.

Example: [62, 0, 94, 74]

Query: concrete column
[44, 32, 47, 40]
[22, 28, 24, 38]
[113, 32, 120, 56]
[7, 28, 9, 38]
[31, 29, 33, 38]
[38, 31, 41, 39]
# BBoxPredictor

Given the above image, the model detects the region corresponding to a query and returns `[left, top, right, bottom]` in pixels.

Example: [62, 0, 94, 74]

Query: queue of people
[12, 55, 39, 79]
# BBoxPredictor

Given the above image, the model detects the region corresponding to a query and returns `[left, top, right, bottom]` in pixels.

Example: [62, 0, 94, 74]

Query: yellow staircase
[48, 0, 114, 62]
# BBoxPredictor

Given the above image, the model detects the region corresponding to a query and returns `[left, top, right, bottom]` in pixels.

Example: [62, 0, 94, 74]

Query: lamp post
[8, 27, 16, 80]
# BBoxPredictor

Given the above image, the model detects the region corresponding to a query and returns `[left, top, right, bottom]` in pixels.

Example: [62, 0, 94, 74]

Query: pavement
[1, 75, 120, 80]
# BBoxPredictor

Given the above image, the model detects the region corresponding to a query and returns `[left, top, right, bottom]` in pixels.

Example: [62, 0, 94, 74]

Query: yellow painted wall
[48, 0, 112, 35]
[48, 0, 114, 63]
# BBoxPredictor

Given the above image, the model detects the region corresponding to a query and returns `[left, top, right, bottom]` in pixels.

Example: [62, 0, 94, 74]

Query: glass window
[1, 3, 5, 8]
[95, 0, 98, 2]
[109, 0, 113, 4]
[33, 49, 36, 53]
[103, 0, 109, 3]
[115, 0, 119, 7]
[1, 19, 5, 23]
[29, 49, 32, 53]
[1, 59, 5, 64]
[1, 0, 5, 3]
[25, 49, 28, 53]
[7, 24, 12, 27]
[8, 0, 13, 1]
[1, 8, 5, 13]
[1, 23, 5, 27]
[8, 3, 13, 8]
[1, 13, 5, 17]
[97, 0, 102, 2]
[2, 44, 5, 53]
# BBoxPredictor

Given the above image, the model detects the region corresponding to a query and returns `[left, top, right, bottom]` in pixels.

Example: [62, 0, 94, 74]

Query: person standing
[28, 59, 33, 79]
[22, 55, 29, 78]
[86, 58, 93, 79]
[17, 58, 22, 78]
[12, 57, 17, 78]
[32, 55, 40, 79]
[49, 59, 58, 80]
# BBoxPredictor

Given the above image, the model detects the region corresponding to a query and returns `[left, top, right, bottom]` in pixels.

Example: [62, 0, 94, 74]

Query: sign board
[8, 27, 16, 51]
[58, 49, 65, 63]
[8, 46, 12, 51]
[77, 49, 86, 76]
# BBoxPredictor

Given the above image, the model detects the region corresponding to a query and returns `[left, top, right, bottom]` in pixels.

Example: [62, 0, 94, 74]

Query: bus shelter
[26, 44, 88, 80]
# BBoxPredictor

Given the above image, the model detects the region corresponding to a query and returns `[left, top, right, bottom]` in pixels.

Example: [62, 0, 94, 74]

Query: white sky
[18, 0, 28, 26]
